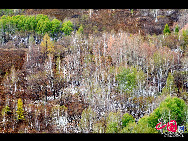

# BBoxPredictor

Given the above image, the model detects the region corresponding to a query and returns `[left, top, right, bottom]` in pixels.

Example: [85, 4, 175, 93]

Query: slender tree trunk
[45, 88, 47, 102]
[53, 89, 55, 100]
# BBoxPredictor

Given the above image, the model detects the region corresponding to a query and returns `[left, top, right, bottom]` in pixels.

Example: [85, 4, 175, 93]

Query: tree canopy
[0, 14, 74, 44]
[147, 96, 187, 129]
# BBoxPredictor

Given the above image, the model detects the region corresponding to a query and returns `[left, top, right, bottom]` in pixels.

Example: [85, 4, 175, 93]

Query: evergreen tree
[40, 33, 55, 56]
[162, 72, 177, 96]
[16, 98, 24, 121]
[163, 24, 171, 35]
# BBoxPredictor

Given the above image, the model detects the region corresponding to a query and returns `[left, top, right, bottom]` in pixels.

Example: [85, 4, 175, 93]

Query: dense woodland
[0, 9, 187, 133]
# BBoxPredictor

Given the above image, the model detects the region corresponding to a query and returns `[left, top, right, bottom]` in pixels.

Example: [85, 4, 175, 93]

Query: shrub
[121, 113, 134, 127]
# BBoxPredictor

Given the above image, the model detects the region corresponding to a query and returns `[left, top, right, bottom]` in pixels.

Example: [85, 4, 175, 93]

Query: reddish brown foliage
[0, 49, 26, 82]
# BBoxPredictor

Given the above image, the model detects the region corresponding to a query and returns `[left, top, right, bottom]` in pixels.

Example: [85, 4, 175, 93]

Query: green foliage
[163, 24, 171, 35]
[116, 66, 145, 93]
[105, 111, 121, 133]
[181, 29, 188, 51]
[136, 115, 158, 133]
[1, 105, 11, 116]
[147, 107, 161, 128]
[0, 14, 78, 44]
[50, 18, 61, 40]
[120, 122, 137, 133]
[162, 72, 177, 96]
[147, 96, 187, 128]
[61, 20, 73, 36]
[106, 122, 119, 133]
[152, 51, 164, 68]
[0, 14, 64, 39]
[121, 96, 188, 133]
[131, 9, 134, 15]
[0, 9, 14, 16]
[77, 24, 84, 34]
[79, 106, 95, 133]
[121, 113, 134, 127]
[160, 96, 187, 125]
[185, 122, 188, 133]
[174, 25, 179, 34]
[121, 96, 187, 133]
[16, 98, 24, 121]
[29, 15, 37, 32]
[36, 18, 50, 35]
[116, 67, 137, 92]
[120, 115, 157, 133]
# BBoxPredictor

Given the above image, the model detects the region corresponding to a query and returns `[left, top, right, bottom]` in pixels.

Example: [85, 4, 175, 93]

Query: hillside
[24, 9, 188, 35]
[0, 9, 187, 133]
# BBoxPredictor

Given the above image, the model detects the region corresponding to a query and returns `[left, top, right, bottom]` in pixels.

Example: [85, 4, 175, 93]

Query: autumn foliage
[0, 9, 187, 133]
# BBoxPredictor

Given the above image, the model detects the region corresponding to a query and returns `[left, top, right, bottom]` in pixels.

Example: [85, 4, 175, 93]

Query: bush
[136, 115, 158, 133]
[121, 113, 134, 127]
[120, 115, 157, 133]
[120, 122, 137, 133]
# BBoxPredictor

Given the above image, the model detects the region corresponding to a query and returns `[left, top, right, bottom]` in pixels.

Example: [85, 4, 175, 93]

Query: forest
[0, 9, 187, 133]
